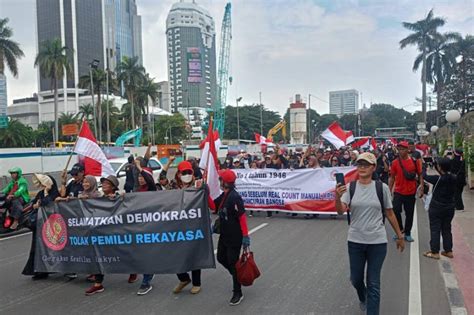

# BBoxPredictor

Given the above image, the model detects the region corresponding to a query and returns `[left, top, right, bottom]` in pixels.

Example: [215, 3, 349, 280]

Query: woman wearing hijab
[78, 175, 101, 199]
[22, 174, 59, 279]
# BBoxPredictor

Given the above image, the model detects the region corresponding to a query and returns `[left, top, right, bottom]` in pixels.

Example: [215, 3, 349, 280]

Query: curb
[438, 258, 468, 315]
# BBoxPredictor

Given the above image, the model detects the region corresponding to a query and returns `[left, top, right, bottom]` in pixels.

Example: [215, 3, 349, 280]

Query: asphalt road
[0, 200, 450, 315]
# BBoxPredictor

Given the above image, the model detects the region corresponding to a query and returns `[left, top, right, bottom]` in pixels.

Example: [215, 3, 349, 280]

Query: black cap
[159, 173, 167, 180]
[68, 163, 85, 175]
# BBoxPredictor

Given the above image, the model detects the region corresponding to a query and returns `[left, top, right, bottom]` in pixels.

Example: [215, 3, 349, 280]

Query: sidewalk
[451, 187, 474, 314]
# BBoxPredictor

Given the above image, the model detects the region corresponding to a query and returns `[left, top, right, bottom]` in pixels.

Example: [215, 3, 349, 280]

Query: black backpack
[347, 180, 385, 225]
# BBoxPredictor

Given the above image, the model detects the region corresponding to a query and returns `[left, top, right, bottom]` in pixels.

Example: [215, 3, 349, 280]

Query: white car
[98, 157, 163, 191]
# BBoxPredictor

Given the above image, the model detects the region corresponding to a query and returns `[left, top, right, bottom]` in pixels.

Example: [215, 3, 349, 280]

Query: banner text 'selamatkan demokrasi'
[35, 188, 215, 274]
[234, 167, 358, 214]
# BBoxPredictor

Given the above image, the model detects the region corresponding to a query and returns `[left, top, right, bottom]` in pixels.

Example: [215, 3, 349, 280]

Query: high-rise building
[35, 0, 142, 122]
[329, 89, 359, 117]
[0, 74, 7, 127]
[166, 0, 217, 114]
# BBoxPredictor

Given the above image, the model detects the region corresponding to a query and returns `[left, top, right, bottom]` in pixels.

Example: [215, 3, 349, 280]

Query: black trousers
[429, 205, 455, 253]
[22, 227, 37, 276]
[454, 184, 464, 210]
[177, 270, 201, 286]
[393, 193, 416, 235]
[5, 197, 25, 219]
[217, 238, 242, 293]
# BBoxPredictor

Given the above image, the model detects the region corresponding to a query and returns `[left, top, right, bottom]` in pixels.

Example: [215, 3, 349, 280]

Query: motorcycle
[0, 192, 34, 235]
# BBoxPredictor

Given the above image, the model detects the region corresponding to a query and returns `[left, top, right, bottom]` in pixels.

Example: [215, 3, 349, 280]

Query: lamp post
[89, 59, 100, 138]
[236, 97, 242, 141]
[430, 125, 439, 150]
[446, 110, 461, 149]
[308, 94, 314, 144]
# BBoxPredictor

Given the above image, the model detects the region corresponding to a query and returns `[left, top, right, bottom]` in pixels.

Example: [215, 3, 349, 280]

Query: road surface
[0, 200, 450, 314]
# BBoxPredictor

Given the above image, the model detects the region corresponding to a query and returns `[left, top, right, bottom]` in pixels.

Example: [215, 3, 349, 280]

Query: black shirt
[214, 189, 245, 246]
[66, 180, 84, 197]
[423, 172, 456, 208]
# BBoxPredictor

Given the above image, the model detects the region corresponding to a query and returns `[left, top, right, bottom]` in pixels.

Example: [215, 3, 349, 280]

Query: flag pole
[63, 119, 85, 172]
[204, 115, 214, 185]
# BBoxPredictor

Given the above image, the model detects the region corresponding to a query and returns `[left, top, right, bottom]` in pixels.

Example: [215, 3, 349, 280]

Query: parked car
[98, 157, 163, 191]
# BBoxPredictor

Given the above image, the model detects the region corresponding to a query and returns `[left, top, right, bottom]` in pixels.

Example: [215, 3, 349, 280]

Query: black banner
[35, 188, 215, 274]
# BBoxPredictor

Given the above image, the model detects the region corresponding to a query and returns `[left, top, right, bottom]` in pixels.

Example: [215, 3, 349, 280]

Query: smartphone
[335, 173, 345, 186]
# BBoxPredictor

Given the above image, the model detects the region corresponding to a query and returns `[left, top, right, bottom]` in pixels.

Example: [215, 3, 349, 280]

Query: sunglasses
[181, 170, 193, 175]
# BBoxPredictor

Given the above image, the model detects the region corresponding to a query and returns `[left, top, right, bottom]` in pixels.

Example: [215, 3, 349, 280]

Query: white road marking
[0, 231, 31, 242]
[214, 222, 269, 254]
[408, 203, 422, 315]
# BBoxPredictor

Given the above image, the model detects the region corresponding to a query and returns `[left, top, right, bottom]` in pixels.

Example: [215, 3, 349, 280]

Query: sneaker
[85, 285, 104, 296]
[64, 273, 77, 279]
[86, 274, 96, 282]
[441, 251, 454, 259]
[229, 291, 244, 306]
[128, 274, 138, 283]
[190, 286, 201, 294]
[3, 216, 12, 228]
[9, 219, 18, 230]
[359, 301, 367, 312]
[137, 284, 153, 296]
[405, 235, 414, 242]
[173, 280, 191, 294]
[392, 235, 399, 241]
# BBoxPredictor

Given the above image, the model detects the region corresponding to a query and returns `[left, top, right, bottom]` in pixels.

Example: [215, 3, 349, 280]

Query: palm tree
[400, 9, 445, 124]
[116, 56, 145, 131]
[0, 119, 32, 147]
[35, 38, 72, 142]
[0, 18, 24, 77]
[136, 74, 159, 141]
[77, 103, 94, 121]
[79, 68, 106, 141]
[413, 32, 461, 123]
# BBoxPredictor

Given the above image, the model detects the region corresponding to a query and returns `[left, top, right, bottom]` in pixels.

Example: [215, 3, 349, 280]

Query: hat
[69, 163, 85, 175]
[177, 161, 193, 172]
[220, 169, 237, 183]
[454, 148, 463, 155]
[397, 141, 409, 148]
[100, 175, 119, 189]
[159, 172, 168, 180]
[356, 152, 377, 165]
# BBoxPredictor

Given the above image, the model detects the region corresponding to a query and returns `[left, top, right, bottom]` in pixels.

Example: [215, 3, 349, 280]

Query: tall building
[0, 74, 7, 128]
[35, 0, 142, 122]
[166, 0, 217, 113]
[329, 89, 359, 117]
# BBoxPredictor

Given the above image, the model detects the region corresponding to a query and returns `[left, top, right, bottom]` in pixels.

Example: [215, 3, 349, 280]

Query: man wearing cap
[389, 141, 424, 242]
[59, 163, 85, 199]
[336, 152, 404, 315]
[215, 169, 250, 306]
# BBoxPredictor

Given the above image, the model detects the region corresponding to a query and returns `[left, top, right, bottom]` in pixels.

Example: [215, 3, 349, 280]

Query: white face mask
[343, 154, 350, 159]
[181, 174, 193, 183]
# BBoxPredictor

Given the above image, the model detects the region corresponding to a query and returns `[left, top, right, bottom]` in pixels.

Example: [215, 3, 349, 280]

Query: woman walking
[423, 158, 457, 259]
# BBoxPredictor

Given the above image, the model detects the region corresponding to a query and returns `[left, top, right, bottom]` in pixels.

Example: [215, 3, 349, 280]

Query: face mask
[343, 154, 349, 159]
[181, 174, 193, 183]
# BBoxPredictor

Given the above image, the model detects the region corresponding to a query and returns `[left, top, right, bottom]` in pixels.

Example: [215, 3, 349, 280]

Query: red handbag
[235, 248, 261, 286]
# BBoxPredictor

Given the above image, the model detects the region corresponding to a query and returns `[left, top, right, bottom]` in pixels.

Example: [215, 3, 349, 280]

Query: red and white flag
[74, 121, 114, 177]
[345, 131, 355, 145]
[254, 133, 273, 145]
[321, 122, 347, 149]
[389, 137, 398, 145]
[199, 130, 221, 170]
[201, 119, 220, 200]
[352, 137, 377, 150]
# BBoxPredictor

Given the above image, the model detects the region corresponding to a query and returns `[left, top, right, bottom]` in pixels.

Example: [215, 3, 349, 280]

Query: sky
[1, 0, 473, 117]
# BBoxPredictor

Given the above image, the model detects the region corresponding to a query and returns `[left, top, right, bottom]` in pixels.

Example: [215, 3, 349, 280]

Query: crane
[115, 128, 142, 147]
[267, 120, 287, 142]
[213, 2, 232, 138]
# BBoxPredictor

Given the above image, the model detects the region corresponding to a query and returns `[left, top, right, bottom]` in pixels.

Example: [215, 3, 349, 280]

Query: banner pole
[204, 115, 214, 185]
[63, 119, 84, 172]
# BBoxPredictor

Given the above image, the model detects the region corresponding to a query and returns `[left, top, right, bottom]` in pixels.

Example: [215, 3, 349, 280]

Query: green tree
[0, 119, 33, 147]
[0, 18, 24, 77]
[400, 9, 446, 124]
[77, 103, 94, 121]
[99, 100, 122, 141]
[153, 114, 188, 144]
[136, 74, 159, 140]
[33, 121, 54, 146]
[117, 56, 145, 130]
[35, 38, 72, 142]
[339, 114, 358, 131]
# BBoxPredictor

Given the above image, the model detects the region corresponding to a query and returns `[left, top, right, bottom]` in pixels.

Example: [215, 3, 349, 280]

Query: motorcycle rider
[1, 167, 30, 230]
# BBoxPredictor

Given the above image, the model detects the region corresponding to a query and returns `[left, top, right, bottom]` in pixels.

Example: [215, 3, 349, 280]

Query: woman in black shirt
[423, 158, 457, 259]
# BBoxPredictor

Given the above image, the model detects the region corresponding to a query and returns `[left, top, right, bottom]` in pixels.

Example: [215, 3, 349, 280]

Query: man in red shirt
[389, 141, 424, 242]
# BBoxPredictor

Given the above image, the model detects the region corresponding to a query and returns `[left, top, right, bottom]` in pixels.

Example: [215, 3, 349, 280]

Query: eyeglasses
[356, 163, 372, 169]
[181, 170, 193, 175]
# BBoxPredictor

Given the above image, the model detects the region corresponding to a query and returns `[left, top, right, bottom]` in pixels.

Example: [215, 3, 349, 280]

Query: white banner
[234, 167, 357, 214]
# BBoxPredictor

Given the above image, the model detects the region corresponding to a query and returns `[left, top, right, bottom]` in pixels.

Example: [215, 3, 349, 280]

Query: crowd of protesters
[0, 137, 467, 311]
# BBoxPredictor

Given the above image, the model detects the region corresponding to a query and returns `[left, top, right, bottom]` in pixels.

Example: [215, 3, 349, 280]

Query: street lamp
[236, 97, 242, 141]
[430, 125, 439, 149]
[89, 59, 100, 139]
[446, 110, 461, 149]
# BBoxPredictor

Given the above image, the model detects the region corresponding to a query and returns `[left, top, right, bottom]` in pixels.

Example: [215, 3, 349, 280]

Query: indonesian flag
[352, 137, 377, 150]
[255, 132, 273, 145]
[345, 131, 355, 144]
[321, 122, 347, 149]
[199, 129, 221, 170]
[202, 119, 220, 200]
[389, 138, 398, 145]
[74, 121, 115, 177]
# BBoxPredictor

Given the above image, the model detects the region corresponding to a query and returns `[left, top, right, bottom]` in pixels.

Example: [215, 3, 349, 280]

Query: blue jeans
[348, 241, 387, 315]
[142, 274, 154, 285]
